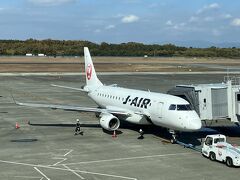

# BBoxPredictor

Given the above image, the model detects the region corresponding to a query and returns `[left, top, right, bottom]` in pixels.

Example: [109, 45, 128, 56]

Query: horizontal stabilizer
[51, 84, 88, 92]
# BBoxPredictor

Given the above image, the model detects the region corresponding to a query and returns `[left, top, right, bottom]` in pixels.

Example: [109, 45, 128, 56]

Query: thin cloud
[208, 3, 220, 9]
[94, 29, 101, 33]
[197, 3, 220, 14]
[105, 25, 115, 30]
[222, 14, 232, 19]
[231, 18, 240, 27]
[27, 0, 76, 6]
[189, 16, 199, 23]
[166, 20, 173, 26]
[121, 15, 139, 23]
[204, 16, 214, 22]
[173, 23, 186, 30]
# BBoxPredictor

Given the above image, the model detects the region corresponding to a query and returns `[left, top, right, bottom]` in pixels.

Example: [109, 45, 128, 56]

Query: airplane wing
[16, 101, 129, 116]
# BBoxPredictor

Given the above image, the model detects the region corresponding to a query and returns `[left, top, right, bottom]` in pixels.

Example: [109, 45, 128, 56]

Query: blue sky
[0, 0, 240, 46]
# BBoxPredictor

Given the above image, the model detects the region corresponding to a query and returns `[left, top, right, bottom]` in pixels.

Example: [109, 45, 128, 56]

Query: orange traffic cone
[112, 130, 117, 138]
[15, 122, 20, 129]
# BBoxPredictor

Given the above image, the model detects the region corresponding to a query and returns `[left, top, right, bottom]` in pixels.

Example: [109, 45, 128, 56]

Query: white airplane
[17, 47, 201, 142]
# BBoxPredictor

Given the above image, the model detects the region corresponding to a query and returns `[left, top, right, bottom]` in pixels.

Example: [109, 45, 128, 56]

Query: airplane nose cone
[189, 118, 202, 130]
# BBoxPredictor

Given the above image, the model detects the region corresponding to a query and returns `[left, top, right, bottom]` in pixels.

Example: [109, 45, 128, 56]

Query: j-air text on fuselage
[16, 47, 202, 142]
[123, 96, 151, 109]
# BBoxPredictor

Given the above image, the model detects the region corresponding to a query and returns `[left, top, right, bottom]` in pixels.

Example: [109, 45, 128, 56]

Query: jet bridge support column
[227, 80, 237, 122]
[227, 80, 232, 120]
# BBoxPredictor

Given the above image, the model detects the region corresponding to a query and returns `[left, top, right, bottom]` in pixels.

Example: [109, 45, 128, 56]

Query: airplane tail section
[84, 47, 103, 88]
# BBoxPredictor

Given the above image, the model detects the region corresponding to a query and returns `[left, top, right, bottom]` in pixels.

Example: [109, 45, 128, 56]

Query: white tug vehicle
[202, 134, 240, 167]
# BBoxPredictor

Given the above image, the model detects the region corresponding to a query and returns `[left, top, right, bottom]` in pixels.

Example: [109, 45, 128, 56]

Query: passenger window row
[97, 93, 124, 101]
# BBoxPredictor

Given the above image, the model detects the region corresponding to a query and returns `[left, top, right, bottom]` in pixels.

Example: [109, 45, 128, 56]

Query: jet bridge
[167, 76, 240, 123]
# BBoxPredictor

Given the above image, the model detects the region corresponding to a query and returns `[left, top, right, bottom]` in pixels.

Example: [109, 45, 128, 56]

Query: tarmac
[1, 74, 240, 180]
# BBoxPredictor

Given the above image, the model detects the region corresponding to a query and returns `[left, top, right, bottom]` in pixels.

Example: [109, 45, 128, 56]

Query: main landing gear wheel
[170, 138, 176, 144]
[169, 130, 177, 144]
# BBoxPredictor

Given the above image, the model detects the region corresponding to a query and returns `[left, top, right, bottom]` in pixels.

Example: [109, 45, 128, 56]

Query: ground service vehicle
[202, 134, 240, 167]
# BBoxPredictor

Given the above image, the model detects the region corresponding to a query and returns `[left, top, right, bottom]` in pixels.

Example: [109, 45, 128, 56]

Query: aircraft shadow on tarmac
[28, 121, 100, 128]
[28, 121, 240, 146]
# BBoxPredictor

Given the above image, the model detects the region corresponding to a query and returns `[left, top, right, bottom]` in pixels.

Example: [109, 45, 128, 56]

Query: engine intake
[100, 114, 120, 131]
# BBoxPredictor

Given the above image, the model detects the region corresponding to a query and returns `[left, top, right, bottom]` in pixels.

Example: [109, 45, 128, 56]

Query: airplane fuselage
[88, 85, 201, 131]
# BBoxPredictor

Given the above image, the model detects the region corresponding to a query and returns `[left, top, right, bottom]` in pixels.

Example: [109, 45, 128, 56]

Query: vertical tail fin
[84, 47, 103, 87]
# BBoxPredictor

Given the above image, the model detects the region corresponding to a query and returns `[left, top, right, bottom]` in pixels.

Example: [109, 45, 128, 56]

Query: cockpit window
[169, 104, 176, 110]
[177, 104, 192, 111]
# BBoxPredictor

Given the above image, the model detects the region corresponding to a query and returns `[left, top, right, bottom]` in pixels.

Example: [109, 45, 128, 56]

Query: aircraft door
[152, 102, 163, 119]
[236, 93, 240, 115]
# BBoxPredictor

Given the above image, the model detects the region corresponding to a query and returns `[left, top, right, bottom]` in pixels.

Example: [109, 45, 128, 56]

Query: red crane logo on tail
[86, 64, 92, 80]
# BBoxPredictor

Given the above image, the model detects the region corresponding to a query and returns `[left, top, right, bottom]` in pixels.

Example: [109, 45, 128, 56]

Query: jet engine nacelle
[100, 114, 120, 131]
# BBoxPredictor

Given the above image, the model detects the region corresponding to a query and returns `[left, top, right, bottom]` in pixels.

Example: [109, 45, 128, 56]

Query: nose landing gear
[169, 129, 177, 144]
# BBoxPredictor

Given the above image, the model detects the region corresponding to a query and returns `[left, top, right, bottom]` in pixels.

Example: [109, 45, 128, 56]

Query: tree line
[0, 39, 240, 58]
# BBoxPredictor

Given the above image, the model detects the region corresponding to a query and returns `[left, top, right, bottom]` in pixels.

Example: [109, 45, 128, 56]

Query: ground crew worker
[138, 128, 144, 139]
[75, 119, 81, 135]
